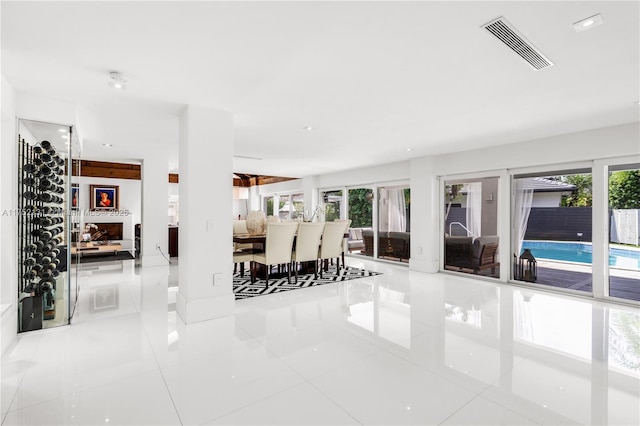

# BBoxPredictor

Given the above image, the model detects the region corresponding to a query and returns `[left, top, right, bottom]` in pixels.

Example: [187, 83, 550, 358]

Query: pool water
[521, 241, 640, 270]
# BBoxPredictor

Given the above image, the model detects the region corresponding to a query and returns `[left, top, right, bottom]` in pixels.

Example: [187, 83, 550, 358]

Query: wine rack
[18, 136, 67, 331]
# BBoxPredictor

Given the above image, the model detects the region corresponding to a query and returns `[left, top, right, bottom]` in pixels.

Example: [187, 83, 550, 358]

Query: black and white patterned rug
[233, 265, 381, 300]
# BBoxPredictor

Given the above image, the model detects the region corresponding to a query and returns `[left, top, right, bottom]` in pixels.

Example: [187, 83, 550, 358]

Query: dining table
[232, 232, 349, 278]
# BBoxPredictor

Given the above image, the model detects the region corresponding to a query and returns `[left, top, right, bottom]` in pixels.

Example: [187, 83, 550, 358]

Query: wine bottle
[23, 271, 37, 281]
[23, 177, 37, 186]
[23, 191, 38, 200]
[23, 257, 36, 267]
[37, 193, 53, 203]
[40, 140, 52, 151]
[34, 217, 53, 227]
[33, 146, 43, 154]
[38, 179, 53, 190]
[39, 166, 53, 177]
[41, 256, 52, 265]
[23, 163, 38, 174]
[38, 231, 53, 242]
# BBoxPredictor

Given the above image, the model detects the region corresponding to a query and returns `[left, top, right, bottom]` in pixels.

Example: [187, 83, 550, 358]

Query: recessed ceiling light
[572, 14, 604, 32]
[58, 128, 67, 133]
[108, 71, 128, 89]
[303, 126, 314, 131]
[102, 143, 113, 147]
[405, 148, 412, 152]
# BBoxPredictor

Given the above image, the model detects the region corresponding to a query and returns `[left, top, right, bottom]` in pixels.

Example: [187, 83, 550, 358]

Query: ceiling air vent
[482, 17, 553, 71]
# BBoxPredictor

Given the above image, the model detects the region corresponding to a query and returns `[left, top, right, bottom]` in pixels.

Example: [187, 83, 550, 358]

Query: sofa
[347, 227, 370, 253]
[445, 235, 499, 276]
[360, 229, 410, 261]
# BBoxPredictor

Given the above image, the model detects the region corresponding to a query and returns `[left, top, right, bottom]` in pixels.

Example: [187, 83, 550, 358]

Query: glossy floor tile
[2, 256, 639, 425]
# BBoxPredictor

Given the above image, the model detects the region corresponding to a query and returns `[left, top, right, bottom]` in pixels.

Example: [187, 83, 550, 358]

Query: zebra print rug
[233, 265, 381, 300]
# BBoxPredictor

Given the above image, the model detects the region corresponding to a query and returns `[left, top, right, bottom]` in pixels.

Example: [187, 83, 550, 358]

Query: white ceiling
[2, 1, 638, 177]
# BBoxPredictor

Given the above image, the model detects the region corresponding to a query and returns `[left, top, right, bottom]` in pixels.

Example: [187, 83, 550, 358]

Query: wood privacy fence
[445, 207, 593, 242]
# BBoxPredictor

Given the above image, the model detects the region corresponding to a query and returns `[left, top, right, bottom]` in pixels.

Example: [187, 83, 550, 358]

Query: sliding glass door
[607, 164, 640, 301]
[443, 177, 499, 278]
[321, 189, 343, 222]
[378, 185, 410, 263]
[512, 169, 592, 293]
[347, 187, 373, 257]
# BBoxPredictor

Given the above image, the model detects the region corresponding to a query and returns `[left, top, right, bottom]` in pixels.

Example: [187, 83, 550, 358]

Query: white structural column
[141, 154, 170, 267]
[409, 156, 439, 273]
[177, 105, 234, 324]
[302, 176, 318, 220]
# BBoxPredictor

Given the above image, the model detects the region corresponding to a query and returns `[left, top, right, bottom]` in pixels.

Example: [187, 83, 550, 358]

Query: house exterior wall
[532, 192, 563, 207]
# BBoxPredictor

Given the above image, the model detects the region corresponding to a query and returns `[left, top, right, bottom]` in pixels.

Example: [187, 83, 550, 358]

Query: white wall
[16, 92, 77, 128]
[532, 192, 562, 208]
[71, 176, 141, 247]
[432, 123, 639, 176]
[1, 76, 18, 355]
[315, 160, 409, 189]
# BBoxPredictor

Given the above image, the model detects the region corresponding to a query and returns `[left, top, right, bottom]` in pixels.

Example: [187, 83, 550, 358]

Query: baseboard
[409, 258, 439, 273]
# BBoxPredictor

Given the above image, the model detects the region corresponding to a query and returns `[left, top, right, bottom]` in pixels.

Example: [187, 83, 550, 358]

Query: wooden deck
[536, 266, 640, 301]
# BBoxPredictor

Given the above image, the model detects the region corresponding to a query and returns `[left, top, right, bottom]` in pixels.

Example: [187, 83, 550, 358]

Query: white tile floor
[2, 257, 639, 425]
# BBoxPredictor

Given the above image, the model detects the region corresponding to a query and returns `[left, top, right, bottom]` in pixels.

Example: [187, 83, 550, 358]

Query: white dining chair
[233, 249, 254, 280]
[318, 221, 351, 278]
[291, 222, 324, 282]
[253, 222, 298, 286]
[334, 219, 352, 267]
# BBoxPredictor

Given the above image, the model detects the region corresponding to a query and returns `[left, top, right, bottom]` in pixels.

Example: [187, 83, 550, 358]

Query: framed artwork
[71, 185, 79, 210]
[90, 184, 119, 210]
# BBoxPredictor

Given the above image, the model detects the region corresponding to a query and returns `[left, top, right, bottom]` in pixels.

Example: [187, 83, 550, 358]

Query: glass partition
[17, 119, 75, 332]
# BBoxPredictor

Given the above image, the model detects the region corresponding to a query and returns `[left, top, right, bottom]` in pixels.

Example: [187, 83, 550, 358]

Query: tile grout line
[136, 300, 185, 426]
[3, 331, 47, 416]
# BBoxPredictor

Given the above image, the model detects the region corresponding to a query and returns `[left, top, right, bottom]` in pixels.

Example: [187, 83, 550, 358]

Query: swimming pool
[521, 241, 640, 270]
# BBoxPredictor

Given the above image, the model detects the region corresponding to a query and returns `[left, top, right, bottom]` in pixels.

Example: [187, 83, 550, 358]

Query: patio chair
[362, 229, 374, 256]
[471, 235, 499, 276]
[389, 231, 410, 261]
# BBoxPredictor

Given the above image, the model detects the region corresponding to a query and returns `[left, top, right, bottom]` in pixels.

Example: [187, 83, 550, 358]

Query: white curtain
[512, 179, 534, 257]
[465, 182, 482, 237]
[387, 189, 406, 232]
